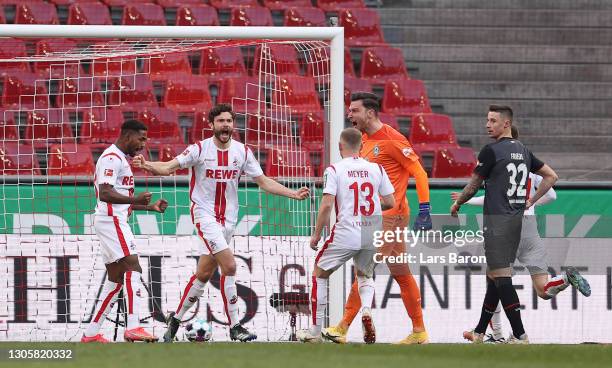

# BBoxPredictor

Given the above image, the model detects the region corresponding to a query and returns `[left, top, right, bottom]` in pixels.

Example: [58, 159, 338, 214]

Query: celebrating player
[132, 104, 309, 342]
[297, 127, 395, 344]
[456, 125, 591, 343]
[451, 105, 559, 344]
[323, 92, 432, 345]
[82, 120, 168, 343]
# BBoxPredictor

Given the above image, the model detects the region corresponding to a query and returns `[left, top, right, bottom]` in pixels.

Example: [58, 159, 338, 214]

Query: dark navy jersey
[474, 137, 544, 216]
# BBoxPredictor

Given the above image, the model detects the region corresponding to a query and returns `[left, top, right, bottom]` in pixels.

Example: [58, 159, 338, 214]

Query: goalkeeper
[323, 92, 432, 345]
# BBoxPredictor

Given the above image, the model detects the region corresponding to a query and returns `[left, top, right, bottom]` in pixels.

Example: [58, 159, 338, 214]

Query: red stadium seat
[34, 39, 82, 79]
[146, 52, 192, 81]
[175, 4, 220, 26]
[317, 0, 365, 12]
[156, 0, 201, 8]
[410, 113, 457, 147]
[0, 143, 41, 176]
[253, 43, 300, 76]
[273, 75, 321, 115]
[56, 76, 105, 109]
[15, 2, 59, 24]
[0, 109, 18, 141]
[122, 4, 166, 25]
[0, 39, 29, 75]
[217, 76, 263, 114]
[265, 148, 313, 177]
[284, 7, 326, 27]
[0, 8, 4, 23]
[345, 47, 355, 76]
[339, 8, 385, 47]
[47, 143, 95, 176]
[265, 0, 313, 11]
[230, 6, 273, 26]
[377, 112, 400, 132]
[299, 111, 324, 152]
[108, 74, 157, 108]
[154, 143, 188, 175]
[68, 3, 112, 25]
[361, 46, 409, 84]
[137, 107, 182, 145]
[80, 108, 123, 144]
[199, 46, 247, 84]
[246, 115, 294, 149]
[1, 72, 50, 110]
[209, 0, 258, 10]
[189, 112, 241, 143]
[101, 0, 150, 7]
[431, 147, 477, 178]
[344, 76, 372, 107]
[91, 54, 138, 78]
[163, 74, 212, 113]
[24, 109, 74, 149]
[382, 79, 432, 117]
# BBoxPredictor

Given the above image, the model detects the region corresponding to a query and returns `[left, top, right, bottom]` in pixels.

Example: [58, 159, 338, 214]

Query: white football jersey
[525, 173, 555, 216]
[322, 156, 395, 250]
[94, 144, 135, 221]
[176, 138, 264, 226]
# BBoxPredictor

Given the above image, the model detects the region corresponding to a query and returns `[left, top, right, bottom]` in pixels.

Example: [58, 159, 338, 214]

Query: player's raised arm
[132, 155, 181, 176]
[451, 192, 484, 206]
[252, 174, 310, 200]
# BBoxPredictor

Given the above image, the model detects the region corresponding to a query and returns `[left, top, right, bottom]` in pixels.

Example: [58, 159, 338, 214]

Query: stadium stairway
[379, 0, 612, 180]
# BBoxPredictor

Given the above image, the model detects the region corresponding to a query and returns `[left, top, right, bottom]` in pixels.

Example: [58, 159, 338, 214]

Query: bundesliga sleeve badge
[104, 169, 114, 176]
[402, 147, 413, 157]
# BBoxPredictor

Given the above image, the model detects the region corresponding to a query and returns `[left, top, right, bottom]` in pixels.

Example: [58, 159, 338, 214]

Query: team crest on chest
[233, 158, 239, 167]
[373, 145, 380, 156]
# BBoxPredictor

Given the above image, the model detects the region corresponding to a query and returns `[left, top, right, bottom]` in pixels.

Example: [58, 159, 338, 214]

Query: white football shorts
[194, 220, 235, 255]
[94, 215, 136, 264]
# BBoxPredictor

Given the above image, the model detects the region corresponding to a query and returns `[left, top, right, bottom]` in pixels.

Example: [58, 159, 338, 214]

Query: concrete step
[397, 44, 612, 64]
[382, 0, 612, 10]
[383, 26, 612, 45]
[424, 81, 612, 100]
[431, 98, 612, 118]
[451, 117, 612, 137]
[554, 169, 612, 180]
[409, 62, 612, 82]
[458, 134, 612, 153]
[378, 8, 612, 28]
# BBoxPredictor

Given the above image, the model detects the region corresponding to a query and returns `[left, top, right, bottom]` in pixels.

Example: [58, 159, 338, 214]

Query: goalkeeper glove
[413, 202, 433, 231]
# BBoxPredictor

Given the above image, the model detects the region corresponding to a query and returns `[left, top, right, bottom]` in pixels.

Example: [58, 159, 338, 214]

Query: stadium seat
[339, 8, 385, 47]
[253, 43, 300, 76]
[273, 75, 321, 115]
[246, 115, 294, 149]
[108, 74, 157, 108]
[189, 112, 241, 143]
[154, 143, 188, 175]
[209, 0, 258, 10]
[265, 0, 313, 11]
[230, 6, 273, 26]
[361, 46, 409, 84]
[344, 75, 372, 107]
[156, 0, 201, 8]
[1, 72, 50, 110]
[122, 4, 166, 25]
[0, 109, 18, 141]
[299, 111, 324, 152]
[305, 46, 331, 84]
[265, 148, 313, 177]
[217, 76, 263, 114]
[68, 2, 112, 25]
[91, 54, 138, 78]
[56, 76, 105, 109]
[34, 39, 82, 79]
[0, 8, 4, 23]
[15, 2, 59, 24]
[382, 79, 432, 116]
[24, 109, 74, 149]
[80, 108, 123, 144]
[410, 113, 458, 147]
[101, 0, 151, 7]
[146, 52, 192, 81]
[377, 112, 400, 132]
[345, 47, 355, 76]
[47, 143, 95, 176]
[199, 46, 247, 84]
[136, 107, 182, 145]
[0, 143, 41, 176]
[431, 147, 477, 178]
[163, 74, 212, 113]
[284, 7, 326, 27]
[317, 0, 365, 12]
[0, 38, 29, 75]
[175, 4, 220, 26]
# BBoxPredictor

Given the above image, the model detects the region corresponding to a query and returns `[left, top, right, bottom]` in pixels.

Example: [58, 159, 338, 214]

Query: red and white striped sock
[124, 271, 145, 330]
[311, 277, 327, 334]
[175, 275, 207, 320]
[544, 275, 569, 298]
[221, 275, 240, 328]
[85, 280, 122, 337]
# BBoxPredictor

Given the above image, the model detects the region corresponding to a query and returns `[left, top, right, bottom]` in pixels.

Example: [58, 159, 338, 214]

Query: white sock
[357, 275, 375, 311]
[311, 276, 327, 334]
[175, 275, 207, 320]
[489, 303, 504, 339]
[85, 279, 122, 337]
[221, 275, 240, 327]
[544, 275, 569, 298]
[124, 271, 145, 330]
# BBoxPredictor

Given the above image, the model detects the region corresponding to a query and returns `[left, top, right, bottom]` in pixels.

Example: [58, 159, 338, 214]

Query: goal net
[0, 26, 345, 342]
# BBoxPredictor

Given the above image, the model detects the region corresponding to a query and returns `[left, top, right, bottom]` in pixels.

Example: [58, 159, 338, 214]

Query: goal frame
[0, 24, 346, 326]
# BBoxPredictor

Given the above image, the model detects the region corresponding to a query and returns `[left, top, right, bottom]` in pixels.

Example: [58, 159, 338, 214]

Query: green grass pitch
[1, 342, 611, 368]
